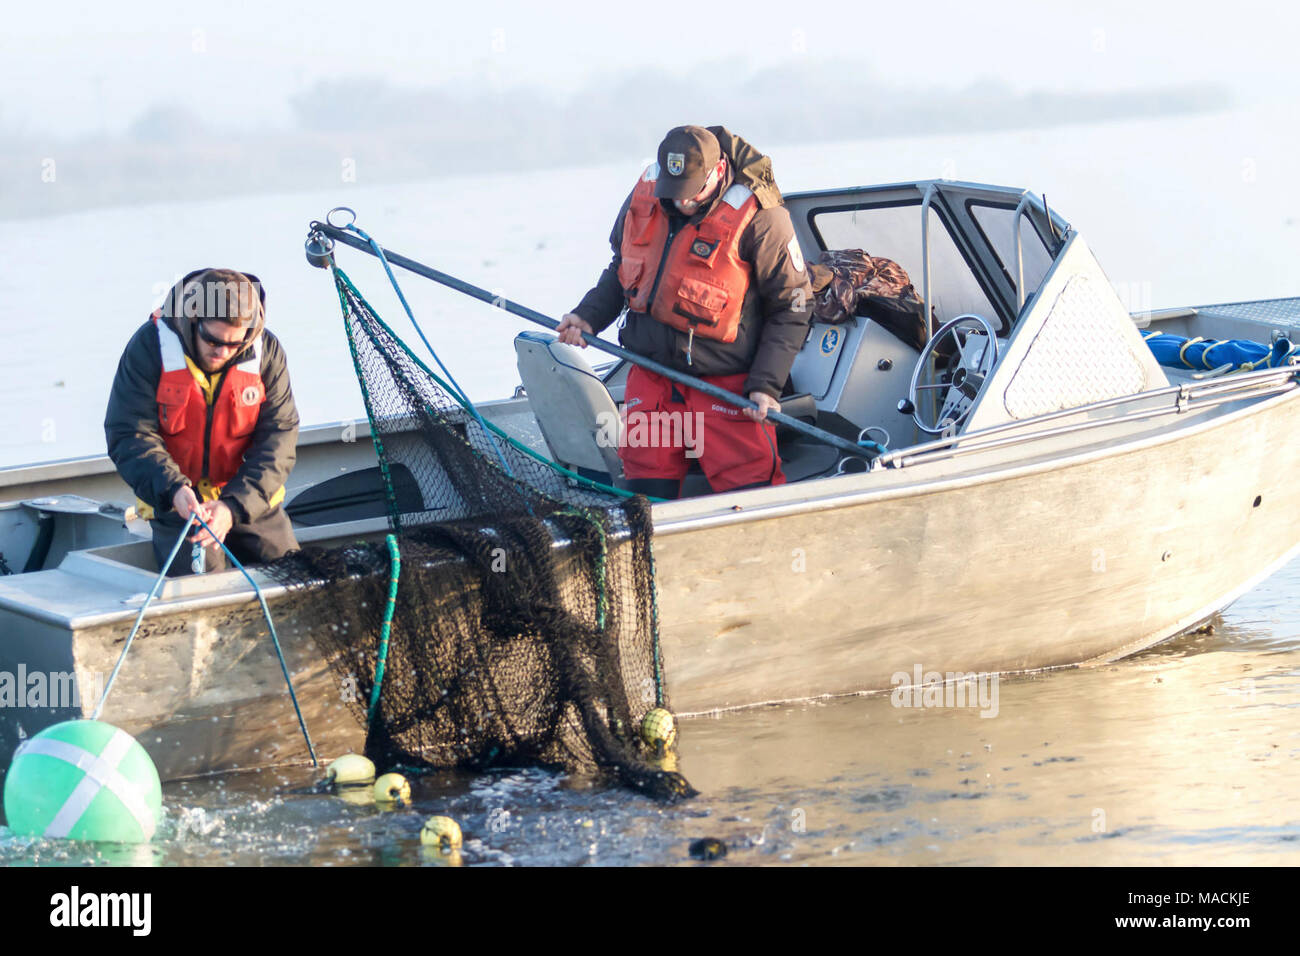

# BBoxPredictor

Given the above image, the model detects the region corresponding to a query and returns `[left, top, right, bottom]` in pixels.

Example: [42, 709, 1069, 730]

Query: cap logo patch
[666, 153, 685, 176]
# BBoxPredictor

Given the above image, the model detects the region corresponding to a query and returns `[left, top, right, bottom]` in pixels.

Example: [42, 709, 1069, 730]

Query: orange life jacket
[617, 164, 760, 345]
[152, 313, 265, 489]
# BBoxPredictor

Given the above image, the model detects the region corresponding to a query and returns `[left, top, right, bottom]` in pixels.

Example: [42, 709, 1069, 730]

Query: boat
[3, 178, 1299, 783]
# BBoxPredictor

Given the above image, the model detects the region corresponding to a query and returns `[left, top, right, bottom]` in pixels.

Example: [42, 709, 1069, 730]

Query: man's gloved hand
[744, 391, 781, 422]
[556, 313, 593, 347]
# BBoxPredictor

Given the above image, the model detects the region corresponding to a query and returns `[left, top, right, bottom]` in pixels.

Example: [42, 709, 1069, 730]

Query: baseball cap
[654, 126, 722, 200]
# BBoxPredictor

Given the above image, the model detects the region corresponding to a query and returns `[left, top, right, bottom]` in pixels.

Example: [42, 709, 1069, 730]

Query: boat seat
[514, 332, 624, 481]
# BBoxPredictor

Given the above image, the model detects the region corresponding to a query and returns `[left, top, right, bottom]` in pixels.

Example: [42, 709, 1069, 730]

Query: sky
[2, 0, 1297, 136]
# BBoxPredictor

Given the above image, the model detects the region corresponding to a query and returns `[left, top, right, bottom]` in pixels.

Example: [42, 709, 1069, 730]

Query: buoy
[689, 837, 727, 861]
[420, 815, 463, 849]
[3, 720, 162, 843]
[326, 753, 375, 787]
[373, 772, 410, 805]
[640, 707, 677, 753]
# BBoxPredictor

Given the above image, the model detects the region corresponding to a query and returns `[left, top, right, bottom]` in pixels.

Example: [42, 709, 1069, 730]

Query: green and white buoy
[3, 720, 162, 843]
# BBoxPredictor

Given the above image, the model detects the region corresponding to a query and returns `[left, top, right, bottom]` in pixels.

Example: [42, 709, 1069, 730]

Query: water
[1, 105, 1299, 864]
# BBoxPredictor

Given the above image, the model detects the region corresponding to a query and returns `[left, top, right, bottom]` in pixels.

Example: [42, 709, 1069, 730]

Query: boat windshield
[967, 200, 1054, 303]
[811, 201, 1006, 333]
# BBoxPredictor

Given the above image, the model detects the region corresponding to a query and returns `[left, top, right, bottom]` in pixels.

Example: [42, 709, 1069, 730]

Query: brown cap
[654, 126, 721, 200]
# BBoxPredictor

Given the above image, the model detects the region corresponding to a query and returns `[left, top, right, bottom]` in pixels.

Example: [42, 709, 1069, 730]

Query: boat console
[780, 180, 1174, 450]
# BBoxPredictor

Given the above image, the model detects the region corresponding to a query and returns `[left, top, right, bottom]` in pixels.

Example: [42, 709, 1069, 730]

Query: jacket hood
[158, 268, 266, 367]
[708, 126, 784, 209]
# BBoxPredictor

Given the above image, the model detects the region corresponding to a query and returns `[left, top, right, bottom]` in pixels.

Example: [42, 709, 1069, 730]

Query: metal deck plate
[1197, 297, 1300, 327]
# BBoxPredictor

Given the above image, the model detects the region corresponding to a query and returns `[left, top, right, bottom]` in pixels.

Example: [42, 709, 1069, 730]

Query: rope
[340, 221, 516, 478]
[92, 514, 197, 720]
[335, 268, 406, 529]
[645, 527, 665, 709]
[367, 534, 402, 726]
[190, 510, 319, 766]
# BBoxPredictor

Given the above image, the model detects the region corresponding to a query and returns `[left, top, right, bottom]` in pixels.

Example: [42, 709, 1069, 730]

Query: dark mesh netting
[268, 267, 693, 801]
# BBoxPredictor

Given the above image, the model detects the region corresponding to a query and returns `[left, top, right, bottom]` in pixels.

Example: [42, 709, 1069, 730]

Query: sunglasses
[197, 321, 253, 351]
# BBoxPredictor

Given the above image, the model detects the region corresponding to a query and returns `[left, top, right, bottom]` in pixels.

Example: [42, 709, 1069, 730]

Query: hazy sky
[3, 0, 1297, 136]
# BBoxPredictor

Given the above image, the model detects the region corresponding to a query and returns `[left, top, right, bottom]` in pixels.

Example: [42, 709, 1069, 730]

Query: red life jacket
[152, 313, 265, 489]
[617, 164, 760, 345]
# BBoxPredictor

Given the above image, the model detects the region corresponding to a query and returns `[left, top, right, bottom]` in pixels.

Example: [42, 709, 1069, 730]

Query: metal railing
[874, 364, 1299, 470]
[920, 182, 938, 326]
[1012, 191, 1034, 312]
[919, 183, 940, 425]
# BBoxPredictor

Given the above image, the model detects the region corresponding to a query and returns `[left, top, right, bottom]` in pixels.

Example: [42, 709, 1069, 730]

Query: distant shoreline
[0, 78, 1231, 222]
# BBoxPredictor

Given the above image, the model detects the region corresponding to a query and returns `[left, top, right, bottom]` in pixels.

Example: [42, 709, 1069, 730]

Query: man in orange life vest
[105, 269, 299, 575]
[557, 126, 813, 498]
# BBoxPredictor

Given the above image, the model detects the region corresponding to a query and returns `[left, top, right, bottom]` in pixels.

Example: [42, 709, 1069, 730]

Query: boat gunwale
[651, 373, 1300, 536]
[0, 513, 617, 630]
[877, 363, 1299, 466]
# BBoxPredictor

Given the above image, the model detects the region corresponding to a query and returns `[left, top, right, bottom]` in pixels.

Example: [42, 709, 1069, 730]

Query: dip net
[269, 266, 692, 801]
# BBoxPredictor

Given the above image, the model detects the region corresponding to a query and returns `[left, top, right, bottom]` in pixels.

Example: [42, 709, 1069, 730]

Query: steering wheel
[903, 314, 999, 435]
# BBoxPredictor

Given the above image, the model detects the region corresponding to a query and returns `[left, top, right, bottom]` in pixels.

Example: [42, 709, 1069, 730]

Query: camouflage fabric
[808, 249, 935, 350]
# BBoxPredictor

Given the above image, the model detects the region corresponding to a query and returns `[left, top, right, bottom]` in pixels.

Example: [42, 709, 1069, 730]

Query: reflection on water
[3, 560, 1298, 866]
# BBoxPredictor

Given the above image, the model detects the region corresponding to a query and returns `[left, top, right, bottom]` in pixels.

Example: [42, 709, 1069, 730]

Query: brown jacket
[572, 127, 812, 399]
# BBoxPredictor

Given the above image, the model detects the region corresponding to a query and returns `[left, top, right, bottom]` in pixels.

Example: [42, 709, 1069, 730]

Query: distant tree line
[0, 61, 1232, 219]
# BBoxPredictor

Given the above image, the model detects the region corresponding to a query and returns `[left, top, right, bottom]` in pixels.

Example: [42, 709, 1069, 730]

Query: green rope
[367, 533, 402, 727]
[335, 267, 405, 531]
[645, 530, 665, 708]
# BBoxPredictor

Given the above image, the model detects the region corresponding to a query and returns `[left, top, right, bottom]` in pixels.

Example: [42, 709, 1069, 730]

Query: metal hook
[835, 456, 869, 476]
[858, 426, 890, 449]
[327, 206, 357, 229]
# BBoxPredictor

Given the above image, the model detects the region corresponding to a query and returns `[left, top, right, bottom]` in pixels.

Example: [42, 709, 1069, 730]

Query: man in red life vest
[105, 268, 299, 574]
[556, 126, 813, 499]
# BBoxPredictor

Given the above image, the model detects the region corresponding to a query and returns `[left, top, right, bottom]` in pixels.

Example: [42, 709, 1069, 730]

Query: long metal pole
[315, 222, 878, 459]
